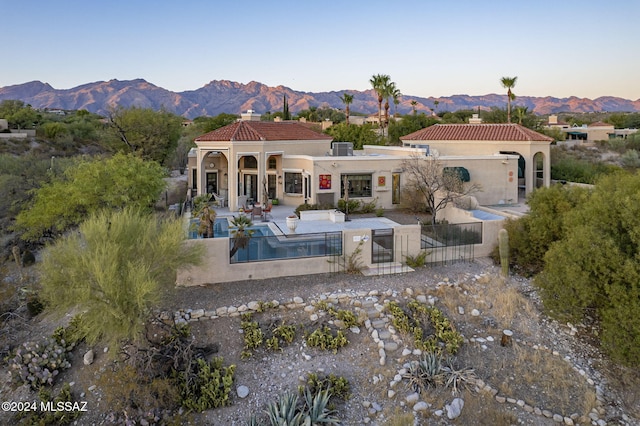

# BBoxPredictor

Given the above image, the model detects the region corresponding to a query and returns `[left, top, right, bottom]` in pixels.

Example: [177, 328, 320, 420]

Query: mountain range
[1, 79, 639, 119]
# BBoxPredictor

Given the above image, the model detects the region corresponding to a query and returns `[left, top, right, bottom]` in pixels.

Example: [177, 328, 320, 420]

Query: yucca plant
[403, 351, 445, 393]
[265, 391, 305, 426]
[441, 356, 478, 395]
[302, 387, 339, 425]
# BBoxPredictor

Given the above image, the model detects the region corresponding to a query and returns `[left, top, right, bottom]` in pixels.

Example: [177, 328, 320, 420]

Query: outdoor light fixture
[278, 175, 282, 184]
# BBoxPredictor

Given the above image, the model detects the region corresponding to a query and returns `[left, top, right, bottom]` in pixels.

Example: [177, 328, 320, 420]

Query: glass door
[392, 173, 400, 205]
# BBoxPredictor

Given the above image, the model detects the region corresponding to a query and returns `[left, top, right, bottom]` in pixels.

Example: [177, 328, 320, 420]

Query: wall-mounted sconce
[223, 172, 228, 176]
[278, 175, 283, 184]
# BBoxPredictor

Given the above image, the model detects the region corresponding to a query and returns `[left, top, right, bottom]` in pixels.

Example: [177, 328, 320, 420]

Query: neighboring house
[400, 123, 553, 199]
[545, 115, 638, 143]
[188, 112, 553, 211]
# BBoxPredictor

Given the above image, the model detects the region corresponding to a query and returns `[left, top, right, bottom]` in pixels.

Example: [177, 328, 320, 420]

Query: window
[243, 156, 257, 169]
[268, 156, 277, 169]
[285, 172, 302, 194]
[341, 174, 372, 198]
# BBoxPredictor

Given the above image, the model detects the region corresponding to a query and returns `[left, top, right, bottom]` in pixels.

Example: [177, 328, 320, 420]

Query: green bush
[535, 171, 640, 366]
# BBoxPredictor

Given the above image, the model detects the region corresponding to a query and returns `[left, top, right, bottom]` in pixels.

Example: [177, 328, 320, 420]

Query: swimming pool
[189, 218, 342, 262]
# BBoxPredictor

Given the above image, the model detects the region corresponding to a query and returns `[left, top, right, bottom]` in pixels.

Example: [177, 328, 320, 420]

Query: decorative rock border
[168, 275, 616, 425]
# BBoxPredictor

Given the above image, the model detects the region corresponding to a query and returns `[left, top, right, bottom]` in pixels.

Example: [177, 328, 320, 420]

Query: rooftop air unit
[410, 144, 430, 155]
[332, 142, 353, 156]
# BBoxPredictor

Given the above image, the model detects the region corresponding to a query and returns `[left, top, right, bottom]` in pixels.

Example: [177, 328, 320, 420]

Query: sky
[2, 0, 639, 100]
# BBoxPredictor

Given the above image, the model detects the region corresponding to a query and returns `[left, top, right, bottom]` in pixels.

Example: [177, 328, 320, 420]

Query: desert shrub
[535, 171, 640, 366]
[491, 184, 589, 276]
[98, 365, 181, 424]
[306, 326, 348, 353]
[38, 207, 203, 349]
[15, 383, 82, 425]
[403, 351, 477, 395]
[387, 300, 463, 355]
[405, 250, 428, 268]
[620, 149, 640, 169]
[304, 372, 351, 401]
[336, 198, 361, 214]
[551, 153, 620, 184]
[178, 357, 236, 412]
[359, 198, 378, 214]
[294, 202, 335, 216]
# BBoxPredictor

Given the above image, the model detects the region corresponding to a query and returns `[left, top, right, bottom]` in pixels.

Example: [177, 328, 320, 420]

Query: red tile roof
[195, 121, 333, 142]
[400, 124, 553, 142]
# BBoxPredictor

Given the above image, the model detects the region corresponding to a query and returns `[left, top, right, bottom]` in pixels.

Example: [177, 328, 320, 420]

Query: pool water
[188, 218, 342, 262]
[188, 218, 273, 239]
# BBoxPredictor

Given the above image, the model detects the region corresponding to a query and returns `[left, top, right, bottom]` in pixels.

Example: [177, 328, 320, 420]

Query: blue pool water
[188, 218, 273, 239]
[188, 217, 342, 262]
[470, 210, 505, 221]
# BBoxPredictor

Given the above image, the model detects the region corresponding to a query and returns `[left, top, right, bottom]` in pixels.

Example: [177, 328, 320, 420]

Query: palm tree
[229, 215, 254, 258]
[370, 74, 390, 131]
[382, 81, 397, 129]
[500, 76, 518, 123]
[392, 86, 402, 118]
[339, 93, 354, 125]
[411, 100, 418, 115]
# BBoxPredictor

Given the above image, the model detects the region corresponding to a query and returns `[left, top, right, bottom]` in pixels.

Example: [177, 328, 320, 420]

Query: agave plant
[265, 391, 305, 426]
[302, 387, 339, 425]
[441, 355, 478, 395]
[403, 351, 445, 393]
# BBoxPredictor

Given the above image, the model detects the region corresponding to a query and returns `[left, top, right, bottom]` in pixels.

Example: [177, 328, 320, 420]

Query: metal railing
[420, 222, 482, 265]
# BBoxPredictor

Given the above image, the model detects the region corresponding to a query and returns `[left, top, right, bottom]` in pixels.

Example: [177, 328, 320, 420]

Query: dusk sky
[3, 0, 639, 100]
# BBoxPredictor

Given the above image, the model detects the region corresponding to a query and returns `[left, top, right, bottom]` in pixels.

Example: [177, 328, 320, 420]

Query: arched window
[243, 156, 257, 169]
[268, 156, 277, 170]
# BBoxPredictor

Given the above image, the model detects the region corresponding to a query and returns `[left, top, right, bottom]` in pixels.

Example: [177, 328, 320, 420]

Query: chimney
[240, 110, 261, 121]
[468, 114, 482, 124]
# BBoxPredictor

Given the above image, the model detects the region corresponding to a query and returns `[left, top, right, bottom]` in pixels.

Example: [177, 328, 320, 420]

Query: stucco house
[187, 113, 553, 212]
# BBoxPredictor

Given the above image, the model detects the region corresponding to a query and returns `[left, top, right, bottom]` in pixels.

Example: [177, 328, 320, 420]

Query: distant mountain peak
[1, 79, 638, 118]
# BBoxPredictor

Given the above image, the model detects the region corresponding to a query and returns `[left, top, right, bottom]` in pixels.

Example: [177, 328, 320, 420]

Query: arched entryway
[533, 151, 546, 189]
[238, 155, 258, 204]
[197, 151, 229, 201]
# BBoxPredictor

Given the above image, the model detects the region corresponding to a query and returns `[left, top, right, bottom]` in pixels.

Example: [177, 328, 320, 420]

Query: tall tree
[382, 80, 398, 130]
[14, 153, 166, 242]
[339, 93, 354, 125]
[105, 106, 182, 165]
[283, 94, 291, 120]
[411, 100, 418, 115]
[392, 86, 402, 118]
[369, 74, 390, 131]
[401, 154, 481, 225]
[500, 76, 518, 123]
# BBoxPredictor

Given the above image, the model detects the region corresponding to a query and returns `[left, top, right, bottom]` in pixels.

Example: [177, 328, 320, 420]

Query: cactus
[499, 228, 509, 277]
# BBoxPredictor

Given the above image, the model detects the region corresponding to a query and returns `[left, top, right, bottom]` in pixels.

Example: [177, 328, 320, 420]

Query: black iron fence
[420, 222, 482, 265]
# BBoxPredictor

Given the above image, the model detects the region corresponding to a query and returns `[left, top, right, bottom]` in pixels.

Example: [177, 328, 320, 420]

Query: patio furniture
[237, 195, 248, 212]
[262, 201, 272, 221]
[251, 204, 263, 221]
[211, 192, 225, 208]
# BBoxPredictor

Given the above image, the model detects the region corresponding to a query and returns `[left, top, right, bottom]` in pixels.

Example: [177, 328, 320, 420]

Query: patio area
[209, 204, 402, 235]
